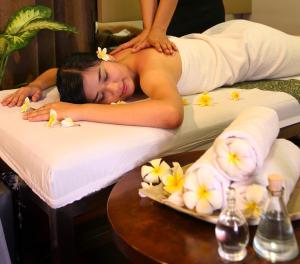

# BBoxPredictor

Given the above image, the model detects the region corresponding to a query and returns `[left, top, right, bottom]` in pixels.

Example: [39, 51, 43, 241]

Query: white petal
[149, 158, 162, 168]
[167, 192, 184, 207]
[141, 182, 150, 189]
[246, 184, 266, 203]
[184, 171, 198, 191]
[141, 165, 153, 178]
[144, 173, 160, 184]
[183, 191, 198, 210]
[159, 161, 171, 174]
[196, 199, 214, 215]
[207, 189, 223, 209]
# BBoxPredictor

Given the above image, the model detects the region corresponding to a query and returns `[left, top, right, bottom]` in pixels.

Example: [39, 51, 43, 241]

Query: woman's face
[82, 61, 136, 104]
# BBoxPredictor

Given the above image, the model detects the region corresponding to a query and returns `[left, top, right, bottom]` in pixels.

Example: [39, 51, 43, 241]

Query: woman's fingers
[23, 105, 50, 121]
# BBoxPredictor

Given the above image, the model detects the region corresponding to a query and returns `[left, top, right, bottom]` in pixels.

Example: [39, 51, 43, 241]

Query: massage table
[1, 80, 300, 261]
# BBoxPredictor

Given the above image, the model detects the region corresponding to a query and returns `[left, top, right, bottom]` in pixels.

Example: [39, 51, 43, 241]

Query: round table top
[107, 151, 300, 264]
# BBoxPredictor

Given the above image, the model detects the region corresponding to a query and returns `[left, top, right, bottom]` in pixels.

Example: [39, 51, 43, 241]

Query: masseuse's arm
[1, 68, 57, 107]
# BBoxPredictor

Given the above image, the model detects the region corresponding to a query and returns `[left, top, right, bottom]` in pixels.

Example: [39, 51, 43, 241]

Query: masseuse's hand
[136, 28, 178, 55]
[23, 102, 79, 122]
[1, 84, 42, 107]
[110, 29, 150, 55]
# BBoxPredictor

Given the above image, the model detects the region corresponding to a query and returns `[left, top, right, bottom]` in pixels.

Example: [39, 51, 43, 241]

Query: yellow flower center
[244, 201, 261, 218]
[197, 93, 212, 106]
[164, 172, 184, 194]
[228, 152, 240, 165]
[231, 91, 240, 101]
[153, 167, 162, 175]
[197, 185, 211, 200]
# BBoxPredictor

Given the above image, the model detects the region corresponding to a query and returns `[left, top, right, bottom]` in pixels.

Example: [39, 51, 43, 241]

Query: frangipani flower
[111, 100, 127, 105]
[228, 152, 240, 166]
[161, 162, 185, 194]
[96, 47, 110, 61]
[231, 91, 240, 101]
[21, 97, 30, 113]
[61, 117, 80, 128]
[183, 169, 222, 215]
[47, 109, 58, 127]
[236, 184, 267, 219]
[166, 192, 184, 207]
[195, 92, 212, 106]
[141, 158, 171, 185]
[182, 98, 189, 105]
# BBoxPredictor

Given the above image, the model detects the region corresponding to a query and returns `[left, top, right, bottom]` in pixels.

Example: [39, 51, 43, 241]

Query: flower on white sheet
[236, 184, 267, 219]
[47, 109, 58, 127]
[61, 117, 80, 128]
[21, 97, 30, 113]
[111, 100, 127, 105]
[141, 158, 171, 185]
[195, 92, 212, 106]
[161, 162, 185, 194]
[183, 170, 222, 215]
[96, 47, 110, 61]
[231, 91, 240, 101]
[228, 152, 240, 166]
[182, 98, 189, 105]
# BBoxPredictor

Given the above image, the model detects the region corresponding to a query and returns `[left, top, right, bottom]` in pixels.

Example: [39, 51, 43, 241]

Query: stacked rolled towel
[184, 106, 299, 215]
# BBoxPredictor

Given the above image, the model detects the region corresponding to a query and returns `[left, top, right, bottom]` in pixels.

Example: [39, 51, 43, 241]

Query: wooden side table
[107, 151, 300, 263]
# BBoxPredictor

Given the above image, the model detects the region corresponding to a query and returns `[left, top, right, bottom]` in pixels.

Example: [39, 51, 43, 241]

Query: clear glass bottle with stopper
[253, 174, 299, 262]
[215, 186, 249, 261]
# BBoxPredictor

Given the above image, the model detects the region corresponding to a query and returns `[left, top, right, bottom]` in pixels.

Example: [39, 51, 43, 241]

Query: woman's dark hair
[56, 52, 99, 103]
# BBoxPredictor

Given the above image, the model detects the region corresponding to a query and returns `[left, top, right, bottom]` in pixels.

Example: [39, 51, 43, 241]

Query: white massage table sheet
[0, 84, 299, 208]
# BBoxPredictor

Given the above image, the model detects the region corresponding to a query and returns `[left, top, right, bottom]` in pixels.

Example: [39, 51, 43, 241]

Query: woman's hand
[1, 84, 42, 107]
[23, 102, 80, 122]
[110, 29, 150, 55]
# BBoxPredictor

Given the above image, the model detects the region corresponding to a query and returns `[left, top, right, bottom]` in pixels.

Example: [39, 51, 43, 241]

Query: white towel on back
[212, 106, 279, 182]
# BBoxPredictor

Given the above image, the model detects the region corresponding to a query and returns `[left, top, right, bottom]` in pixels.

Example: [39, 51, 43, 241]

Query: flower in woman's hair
[161, 162, 185, 194]
[61, 117, 80, 128]
[236, 184, 267, 219]
[47, 109, 58, 127]
[183, 169, 222, 215]
[141, 158, 171, 185]
[96, 47, 110, 61]
[182, 98, 189, 105]
[21, 97, 30, 113]
[195, 92, 212, 106]
[231, 91, 240, 101]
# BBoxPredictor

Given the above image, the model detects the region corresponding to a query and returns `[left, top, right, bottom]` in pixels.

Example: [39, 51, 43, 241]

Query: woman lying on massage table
[2, 20, 300, 129]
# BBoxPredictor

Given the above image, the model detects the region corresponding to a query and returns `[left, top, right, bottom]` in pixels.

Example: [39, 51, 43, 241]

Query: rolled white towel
[212, 106, 279, 182]
[253, 138, 300, 203]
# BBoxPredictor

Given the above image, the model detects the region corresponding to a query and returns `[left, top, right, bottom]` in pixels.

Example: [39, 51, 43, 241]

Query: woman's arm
[1, 68, 58, 107]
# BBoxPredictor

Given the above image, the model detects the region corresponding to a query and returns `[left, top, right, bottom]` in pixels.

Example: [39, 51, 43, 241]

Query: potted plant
[0, 5, 77, 88]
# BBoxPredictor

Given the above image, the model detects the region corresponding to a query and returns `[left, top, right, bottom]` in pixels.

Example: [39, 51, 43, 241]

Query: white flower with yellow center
[47, 109, 58, 127]
[228, 152, 240, 166]
[141, 158, 171, 185]
[195, 92, 212, 106]
[96, 47, 110, 61]
[21, 97, 31, 113]
[161, 162, 185, 194]
[61, 117, 80, 128]
[111, 100, 127, 105]
[236, 184, 267, 219]
[231, 91, 240, 101]
[183, 170, 222, 215]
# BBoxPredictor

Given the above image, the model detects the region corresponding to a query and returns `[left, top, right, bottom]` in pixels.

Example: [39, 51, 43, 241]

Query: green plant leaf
[2, 31, 37, 55]
[19, 19, 77, 34]
[4, 5, 52, 35]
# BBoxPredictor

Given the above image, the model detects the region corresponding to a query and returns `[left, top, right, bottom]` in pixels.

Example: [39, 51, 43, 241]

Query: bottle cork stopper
[268, 174, 283, 192]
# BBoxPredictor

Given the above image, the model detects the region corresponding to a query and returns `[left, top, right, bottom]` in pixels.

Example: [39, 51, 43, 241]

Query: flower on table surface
[161, 162, 185, 194]
[141, 158, 171, 185]
[21, 97, 31, 113]
[230, 91, 240, 101]
[182, 98, 189, 105]
[96, 47, 110, 61]
[47, 109, 58, 127]
[236, 184, 267, 219]
[183, 169, 222, 215]
[195, 92, 212, 106]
